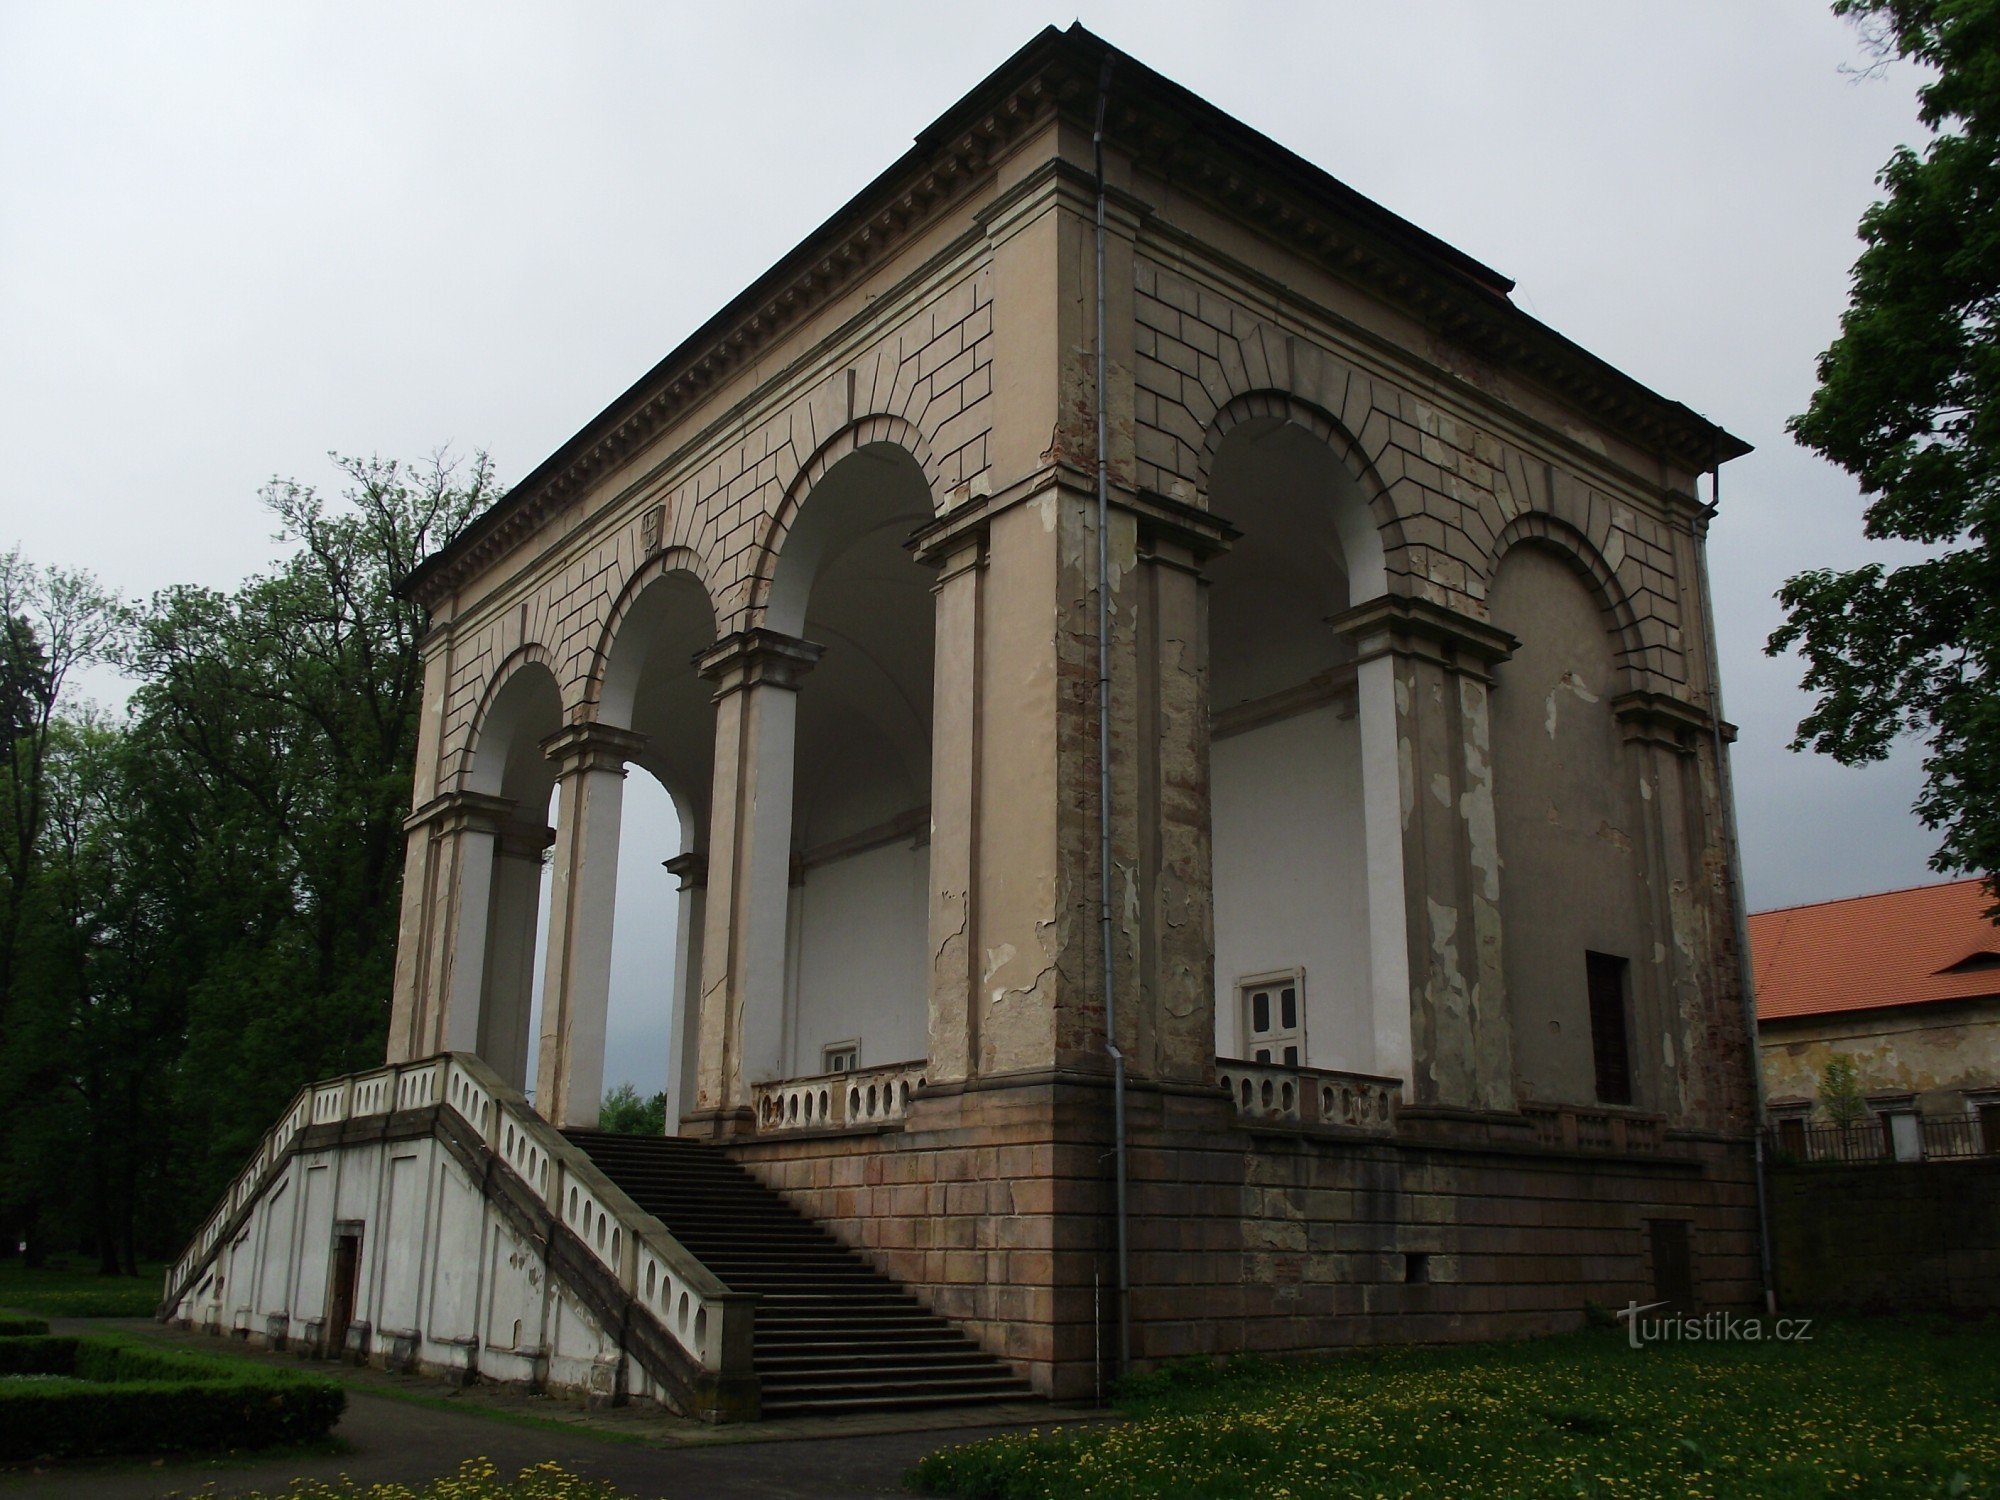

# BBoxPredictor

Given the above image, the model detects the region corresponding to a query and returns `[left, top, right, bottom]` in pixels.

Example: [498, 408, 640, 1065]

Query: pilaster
[1334, 594, 1517, 1110]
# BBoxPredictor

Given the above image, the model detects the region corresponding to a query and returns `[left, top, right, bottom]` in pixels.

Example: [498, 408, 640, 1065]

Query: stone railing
[1216, 1058, 1400, 1133]
[751, 1061, 927, 1135]
[1520, 1102, 1663, 1154]
[163, 1053, 751, 1388]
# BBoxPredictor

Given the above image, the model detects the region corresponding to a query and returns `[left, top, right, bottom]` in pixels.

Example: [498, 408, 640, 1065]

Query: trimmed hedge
[0, 1315, 49, 1336]
[0, 1334, 74, 1374]
[0, 1334, 344, 1459]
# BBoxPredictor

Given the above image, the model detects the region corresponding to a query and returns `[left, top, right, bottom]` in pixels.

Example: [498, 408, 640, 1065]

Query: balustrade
[751, 1061, 927, 1134]
[163, 1052, 744, 1379]
[1215, 1058, 1401, 1132]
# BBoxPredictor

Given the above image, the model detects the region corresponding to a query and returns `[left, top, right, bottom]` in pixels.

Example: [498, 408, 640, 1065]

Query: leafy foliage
[597, 1082, 668, 1136]
[1816, 1054, 1871, 1127]
[1772, 0, 2000, 906]
[0, 450, 490, 1270]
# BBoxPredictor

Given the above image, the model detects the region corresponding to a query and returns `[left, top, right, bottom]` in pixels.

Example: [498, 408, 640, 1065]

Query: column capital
[540, 721, 649, 775]
[1131, 487, 1238, 563]
[697, 628, 824, 695]
[1330, 595, 1517, 681]
[1611, 690, 1715, 755]
[664, 851, 708, 890]
[402, 788, 519, 837]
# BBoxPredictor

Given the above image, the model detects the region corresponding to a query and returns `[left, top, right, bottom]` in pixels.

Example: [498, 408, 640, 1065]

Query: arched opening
[1488, 542, 1650, 1109]
[767, 442, 934, 1080]
[597, 568, 716, 1128]
[464, 661, 564, 1092]
[1205, 415, 1386, 1075]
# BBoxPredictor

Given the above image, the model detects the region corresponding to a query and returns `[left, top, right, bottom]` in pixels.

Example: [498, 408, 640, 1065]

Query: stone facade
[374, 26, 1761, 1398]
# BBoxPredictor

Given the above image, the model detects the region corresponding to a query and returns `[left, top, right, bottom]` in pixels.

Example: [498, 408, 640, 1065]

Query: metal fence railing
[1768, 1111, 2000, 1165]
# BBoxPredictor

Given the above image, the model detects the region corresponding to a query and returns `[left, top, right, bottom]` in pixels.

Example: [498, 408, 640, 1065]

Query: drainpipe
[1092, 49, 1131, 1377]
[1696, 459, 1778, 1317]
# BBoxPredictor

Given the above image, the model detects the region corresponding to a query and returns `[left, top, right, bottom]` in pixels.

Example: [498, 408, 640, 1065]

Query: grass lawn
[166, 1459, 635, 1499]
[0, 1259, 163, 1318]
[910, 1319, 2000, 1499]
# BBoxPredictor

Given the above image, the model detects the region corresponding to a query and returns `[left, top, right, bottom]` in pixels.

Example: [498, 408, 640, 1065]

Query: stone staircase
[564, 1129, 1031, 1418]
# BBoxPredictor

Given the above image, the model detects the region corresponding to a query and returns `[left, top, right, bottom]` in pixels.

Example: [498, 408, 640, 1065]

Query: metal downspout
[1698, 461, 1779, 1317]
[1092, 50, 1131, 1376]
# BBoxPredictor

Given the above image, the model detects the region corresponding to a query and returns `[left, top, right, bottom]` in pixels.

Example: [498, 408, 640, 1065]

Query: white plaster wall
[1211, 704, 1375, 1072]
[177, 1135, 634, 1400]
[785, 839, 929, 1076]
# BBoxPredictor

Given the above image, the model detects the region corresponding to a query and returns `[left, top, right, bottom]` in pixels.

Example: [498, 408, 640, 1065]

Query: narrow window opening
[822, 1042, 859, 1075]
[1585, 951, 1633, 1105]
[1404, 1252, 1430, 1284]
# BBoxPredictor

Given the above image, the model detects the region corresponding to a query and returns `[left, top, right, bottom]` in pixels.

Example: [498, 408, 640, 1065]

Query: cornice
[402, 35, 1087, 609]
[403, 24, 1747, 609]
[1093, 66, 1748, 477]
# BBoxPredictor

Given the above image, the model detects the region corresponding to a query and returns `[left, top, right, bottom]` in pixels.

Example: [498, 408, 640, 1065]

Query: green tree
[124, 450, 493, 1210]
[1816, 1054, 1870, 1128]
[1771, 0, 2000, 907]
[1, 714, 180, 1271]
[598, 1083, 667, 1136]
[0, 553, 121, 1016]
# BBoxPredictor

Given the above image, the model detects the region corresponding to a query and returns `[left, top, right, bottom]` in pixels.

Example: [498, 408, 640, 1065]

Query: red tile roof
[1751, 877, 2000, 1022]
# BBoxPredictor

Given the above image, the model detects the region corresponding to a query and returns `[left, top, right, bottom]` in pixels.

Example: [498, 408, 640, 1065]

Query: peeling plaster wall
[1211, 704, 1374, 1072]
[1490, 545, 1652, 1107]
[787, 840, 930, 1076]
[1761, 999, 2000, 1114]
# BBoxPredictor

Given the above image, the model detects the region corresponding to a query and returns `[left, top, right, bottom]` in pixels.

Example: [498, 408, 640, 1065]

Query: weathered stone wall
[728, 1085, 1761, 1398]
[1762, 999, 2000, 1115]
[1770, 1158, 2000, 1313]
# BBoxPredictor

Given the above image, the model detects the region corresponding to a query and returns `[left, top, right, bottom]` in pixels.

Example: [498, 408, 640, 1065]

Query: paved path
[0, 1321, 1100, 1500]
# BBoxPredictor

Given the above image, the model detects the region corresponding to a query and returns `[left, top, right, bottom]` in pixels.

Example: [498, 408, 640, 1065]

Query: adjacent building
[1755, 877, 2000, 1160]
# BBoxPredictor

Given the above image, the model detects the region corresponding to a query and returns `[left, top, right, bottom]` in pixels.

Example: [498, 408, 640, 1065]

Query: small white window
[822, 1042, 860, 1075]
[1239, 971, 1304, 1066]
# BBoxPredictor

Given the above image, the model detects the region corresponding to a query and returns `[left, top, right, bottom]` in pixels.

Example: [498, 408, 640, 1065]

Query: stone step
[757, 1386, 1034, 1420]
[562, 1127, 1030, 1420]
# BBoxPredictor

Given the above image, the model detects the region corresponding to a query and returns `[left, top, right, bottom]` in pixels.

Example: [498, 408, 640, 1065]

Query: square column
[1128, 498, 1234, 1084]
[1334, 595, 1516, 1111]
[386, 788, 518, 1064]
[480, 817, 555, 1091]
[688, 630, 821, 1128]
[386, 628, 457, 1062]
[663, 851, 708, 1131]
[535, 721, 648, 1127]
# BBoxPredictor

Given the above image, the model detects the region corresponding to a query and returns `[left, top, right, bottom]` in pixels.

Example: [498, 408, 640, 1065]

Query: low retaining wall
[1771, 1156, 2000, 1314]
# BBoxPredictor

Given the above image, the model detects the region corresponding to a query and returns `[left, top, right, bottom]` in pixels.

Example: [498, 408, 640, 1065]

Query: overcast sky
[0, 3, 1948, 1093]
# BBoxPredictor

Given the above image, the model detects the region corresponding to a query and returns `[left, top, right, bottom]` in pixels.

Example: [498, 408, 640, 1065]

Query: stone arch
[1487, 533, 1657, 1110]
[1202, 387, 1409, 1081]
[1490, 513, 1645, 689]
[1198, 390, 1398, 599]
[463, 646, 564, 799]
[584, 546, 721, 724]
[751, 415, 937, 629]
